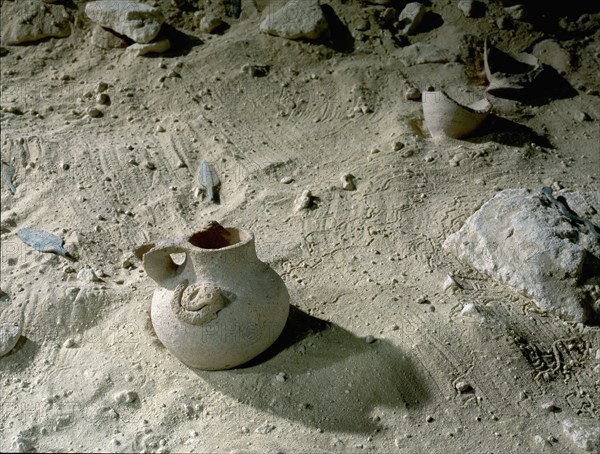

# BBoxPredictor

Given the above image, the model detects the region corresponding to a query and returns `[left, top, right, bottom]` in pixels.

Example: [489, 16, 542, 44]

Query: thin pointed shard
[16, 228, 72, 258]
[199, 160, 220, 203]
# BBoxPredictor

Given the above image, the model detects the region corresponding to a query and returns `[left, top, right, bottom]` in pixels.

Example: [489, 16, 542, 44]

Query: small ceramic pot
[141, 221, 290, 370]
[422, 90, 492, 140]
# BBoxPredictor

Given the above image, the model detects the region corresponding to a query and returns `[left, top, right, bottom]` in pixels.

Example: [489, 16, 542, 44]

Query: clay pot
[484, 39, 544, 96]
[422, 90, 492, 140]
[141, 221, 290, 370]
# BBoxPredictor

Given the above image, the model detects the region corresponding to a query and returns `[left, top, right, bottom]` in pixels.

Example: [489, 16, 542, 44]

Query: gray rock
[259, 0, 328, 40]
[533, 39, 571, 74]
[126, 39, 170, 56]
[504, 4, 527, 21]
[397, 2, 426, 35]
[562, 418, 600, 452]
[457, 0, 485, 18]
[200, 14, 223, 34]
[444, 189, 600, 323]
[90, 24, 128, 49]
[396, 42, 456, 66]
[2, 1, 71, 45]
[85, 1, 164, 44]
[0, 322, 21, 357]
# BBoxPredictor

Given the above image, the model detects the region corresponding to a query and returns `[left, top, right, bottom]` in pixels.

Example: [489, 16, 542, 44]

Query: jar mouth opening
[188, 226, 252, 250]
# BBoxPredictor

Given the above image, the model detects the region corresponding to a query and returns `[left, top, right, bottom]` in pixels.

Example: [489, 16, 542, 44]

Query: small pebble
[365, 335, 376, 344]
[541, 402, 560, 412]
[294, 189, 314, 211]
[341, 173, 356, 191]
[577, 111, 592, 122]
[86, 107, 102, 118]
[95, 82, 108, 93]
[404, 87, 421, 100]
[255, 421, 276, 434]
[96, 93, 110, 105]
[275, 372, 287, 382]
[155, 124, 165, 133]
[77, 268, 100, 283]
[456, 381, 472, 393]
[113, 390, 138, 404]
[280, 176, 294, 184]
[63, 338, 76, 348]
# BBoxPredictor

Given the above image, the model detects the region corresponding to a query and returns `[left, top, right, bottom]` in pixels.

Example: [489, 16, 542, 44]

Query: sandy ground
[1, 0, 599, 452]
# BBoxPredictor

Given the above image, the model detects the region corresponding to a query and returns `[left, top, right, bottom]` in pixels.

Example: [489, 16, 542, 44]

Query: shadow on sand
[190, 306, 431, 434]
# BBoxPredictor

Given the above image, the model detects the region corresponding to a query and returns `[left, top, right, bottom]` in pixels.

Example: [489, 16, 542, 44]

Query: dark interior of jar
[188, 223, 248, 249]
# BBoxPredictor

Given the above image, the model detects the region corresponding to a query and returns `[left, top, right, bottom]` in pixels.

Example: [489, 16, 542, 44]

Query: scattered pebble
[416, 295, 429, 304]
[200, 14, 223, 34]
[155, 124, 165, 133]
[426, 415, 435, 423]
[294, 189, 314, 211]
[577, 111, 592, 122]
[457, 0, 485, 18]
[113, 390, 138, 404]
[77, 267, 100, 283]
[541, 402, 560, 412]
[241, 64, 269, 78]
[455, 381, 472, 393]
[63, 338, 76, 348]
[275, 372, 287, 382]
[442, 275, 460, 292]
[255, 421, 276, 434]
[86, 106, 102, 118]
[460, 303, 481, 317]
[0, 322, 21, 357]
[280, 176, 294, 184]
[341, 173, 356, 191]
[365, 335, 376, 344]
[96, 93, 110, 105]
[533, 435, 550, 447]
[95, 81, 108, 93]
[404, 87, 421, 101]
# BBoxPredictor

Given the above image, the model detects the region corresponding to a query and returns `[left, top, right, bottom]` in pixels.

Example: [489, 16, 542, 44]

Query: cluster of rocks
[85, 1, 170, 56]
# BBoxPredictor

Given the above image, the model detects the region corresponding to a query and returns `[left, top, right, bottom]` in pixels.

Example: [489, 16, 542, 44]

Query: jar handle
[141, 241, 189, 289]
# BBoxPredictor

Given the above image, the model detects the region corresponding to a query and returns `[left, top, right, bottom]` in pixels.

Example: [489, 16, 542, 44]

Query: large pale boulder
[85, 1, 164, 44]
[2, 1, 71, 45]
[443, 189, 600, 323]
[259, 0, 328, 40]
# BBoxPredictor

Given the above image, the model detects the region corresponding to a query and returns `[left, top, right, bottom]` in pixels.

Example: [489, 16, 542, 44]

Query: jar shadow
[191, 306, 431, 434]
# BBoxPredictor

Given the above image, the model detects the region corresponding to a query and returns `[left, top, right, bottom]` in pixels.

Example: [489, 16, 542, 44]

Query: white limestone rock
[562, 418, 600, 452]
[444, 189, 600, 323]
[85, 1, 164, 44]
[259, 0, 328, 40]
[2, 1, 71, 45]
[397, 2, 426, 35]
[126, 39, 170, 56]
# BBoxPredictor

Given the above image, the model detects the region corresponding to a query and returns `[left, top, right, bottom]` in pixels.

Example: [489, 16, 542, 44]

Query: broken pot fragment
[422, 90, 492, 140]
[484, 39, 544, 96]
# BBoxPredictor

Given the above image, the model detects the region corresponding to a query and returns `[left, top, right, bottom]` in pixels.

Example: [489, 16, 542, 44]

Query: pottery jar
[142, 221, 290, 370]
